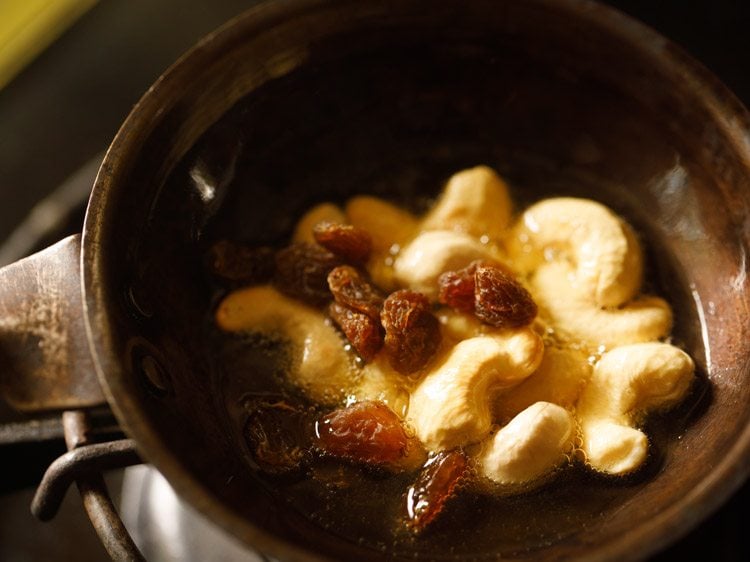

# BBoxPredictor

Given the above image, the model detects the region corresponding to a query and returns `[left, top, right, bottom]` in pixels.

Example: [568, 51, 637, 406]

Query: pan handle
[32, 410, 145, 561]
[0, 236, 140, 558]
[0, 234, 107, 412]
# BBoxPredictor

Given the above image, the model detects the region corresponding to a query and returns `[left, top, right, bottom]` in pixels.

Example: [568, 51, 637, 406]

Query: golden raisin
[381, 290, 441, 374]
[405, 450, 469, 533]
[313, 221, 373, 263]
[474, 264, 537, 328]
[315, 401, 409, 465]
[328, 302, 384, 361]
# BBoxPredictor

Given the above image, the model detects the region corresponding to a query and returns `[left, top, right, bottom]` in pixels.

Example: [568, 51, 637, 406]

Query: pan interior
[89, 1, 750, 560]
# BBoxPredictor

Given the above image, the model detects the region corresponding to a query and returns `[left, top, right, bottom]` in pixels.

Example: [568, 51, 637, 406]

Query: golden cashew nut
[393, 230, 495, 300]
[407, 329, 543, 451]
[531, 262, 673, 349]
[577, 342, 695, 475]
[292, 202, 346, 243]
[494, 346, 592, 423]
[476, 401, 575, 485]
[345, 195, 419, 253]
[215, 285, 355, 404]
[512, 197, 643, 307]
[422, 165, 513, 239]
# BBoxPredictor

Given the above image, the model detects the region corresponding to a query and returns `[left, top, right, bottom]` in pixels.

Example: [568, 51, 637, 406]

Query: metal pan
[1, 1, 748, 560]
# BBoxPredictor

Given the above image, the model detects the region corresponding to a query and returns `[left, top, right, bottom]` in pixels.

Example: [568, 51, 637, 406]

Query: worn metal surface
[0, 235, 106, 411]
[31, 437, 141, 520]
[63, 411, 146, 562]
[31, 411, 145, 560]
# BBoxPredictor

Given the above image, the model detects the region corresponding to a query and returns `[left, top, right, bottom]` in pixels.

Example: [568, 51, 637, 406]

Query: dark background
[0, 1, 747, 561]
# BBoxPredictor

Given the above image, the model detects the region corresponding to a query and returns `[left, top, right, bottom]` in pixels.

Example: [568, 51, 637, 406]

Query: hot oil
[201, 160, 708, 560]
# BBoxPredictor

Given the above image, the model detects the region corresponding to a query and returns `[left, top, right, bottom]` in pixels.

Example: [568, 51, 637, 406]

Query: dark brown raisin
[207, 240, 275, 284]
[438, 262, 480, 312]
[243, 399, 312, 476]
[328, 302, 384, 361]
[315, 401, 409, 465]
[405, 450, 468, 533]
[273, 242, 343, 306]
[313, 221, 373, 263]
[381, 290, 441, 374]
[474, 264, 537, 328]
[327, 265, 384, 320]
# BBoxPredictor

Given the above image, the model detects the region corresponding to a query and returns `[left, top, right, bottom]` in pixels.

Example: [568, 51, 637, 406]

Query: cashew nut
[531, 262, 672, 349]
[292, 202, 346, 243]
[393, 231, 496, 300]
[422, 166, 513, 240]
[436, 308, 486, 343]
[494, 346, 592, 423]
[407, 329, 544, 451]
[577, 342, 694, 475]
[215, 285, 355, 404]
[345, 195, 419, 253]
[345, 195, 420, 290]
[350, 354, 413, 419]
[511, 197, 643, 307]
[476, 401, 574, 485]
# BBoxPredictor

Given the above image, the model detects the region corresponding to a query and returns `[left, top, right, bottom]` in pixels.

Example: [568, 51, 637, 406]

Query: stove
[0, 2, 748, 561]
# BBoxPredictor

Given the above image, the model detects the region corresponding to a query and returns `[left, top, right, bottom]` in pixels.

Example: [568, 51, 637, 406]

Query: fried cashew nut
[494, 346, 592, 422]
[345, 195, 419, 290]
[345, 195, 419, 253]
[293, 202, 346, 243]
[350, 354, 413, 419]
[512, 197, 643, 307]
[531, 262, 673, 349]
[476, 401, 575, 485]
[576, 342, 695, 475]
[407, 329, 543, 451]
[422, 165, 513, 240]
[393, 230, 495, 300]
[215, 285, 355, 404]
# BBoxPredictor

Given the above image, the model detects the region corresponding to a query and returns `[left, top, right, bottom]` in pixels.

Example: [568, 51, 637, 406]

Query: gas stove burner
[121, 466, 268, 562]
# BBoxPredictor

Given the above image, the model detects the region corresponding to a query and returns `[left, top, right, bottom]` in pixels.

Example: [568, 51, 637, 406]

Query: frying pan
[0, 0, 748, 560]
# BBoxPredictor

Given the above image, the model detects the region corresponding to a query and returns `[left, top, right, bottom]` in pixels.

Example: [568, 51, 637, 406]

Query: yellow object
[0, 0, 98, 90]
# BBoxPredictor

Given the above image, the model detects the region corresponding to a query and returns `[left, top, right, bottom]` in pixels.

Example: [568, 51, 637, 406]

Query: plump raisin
[243, 399, 313, 476]
[274, 242, 343, 306]
[405, 450, 468, 533]
[207, 240, 275, 284]
[328, 302, 384, 361]
[315, 401, 409, 465]
[381, 290, 441, 374]
[313, 221, 373, 263]
[327, 265, 384, 320]
[474, 264, 537, 328]
[438, 261, 480, 312]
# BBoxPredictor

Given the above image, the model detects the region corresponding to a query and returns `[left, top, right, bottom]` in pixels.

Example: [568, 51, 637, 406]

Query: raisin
[327, 265, 384, 320]
[474, 264, 537, 328]
[328, 302, 384, 361]
[315, 401, 409, 465]
[243, 399, 313, 476]
[313, 221, 373, 263]
[207, 240, 275, 284]
[438, 261, 480, 312]
[381, 290, 441, 374]
[274, 242, 343, 306]
[404, 450, 468, 533]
